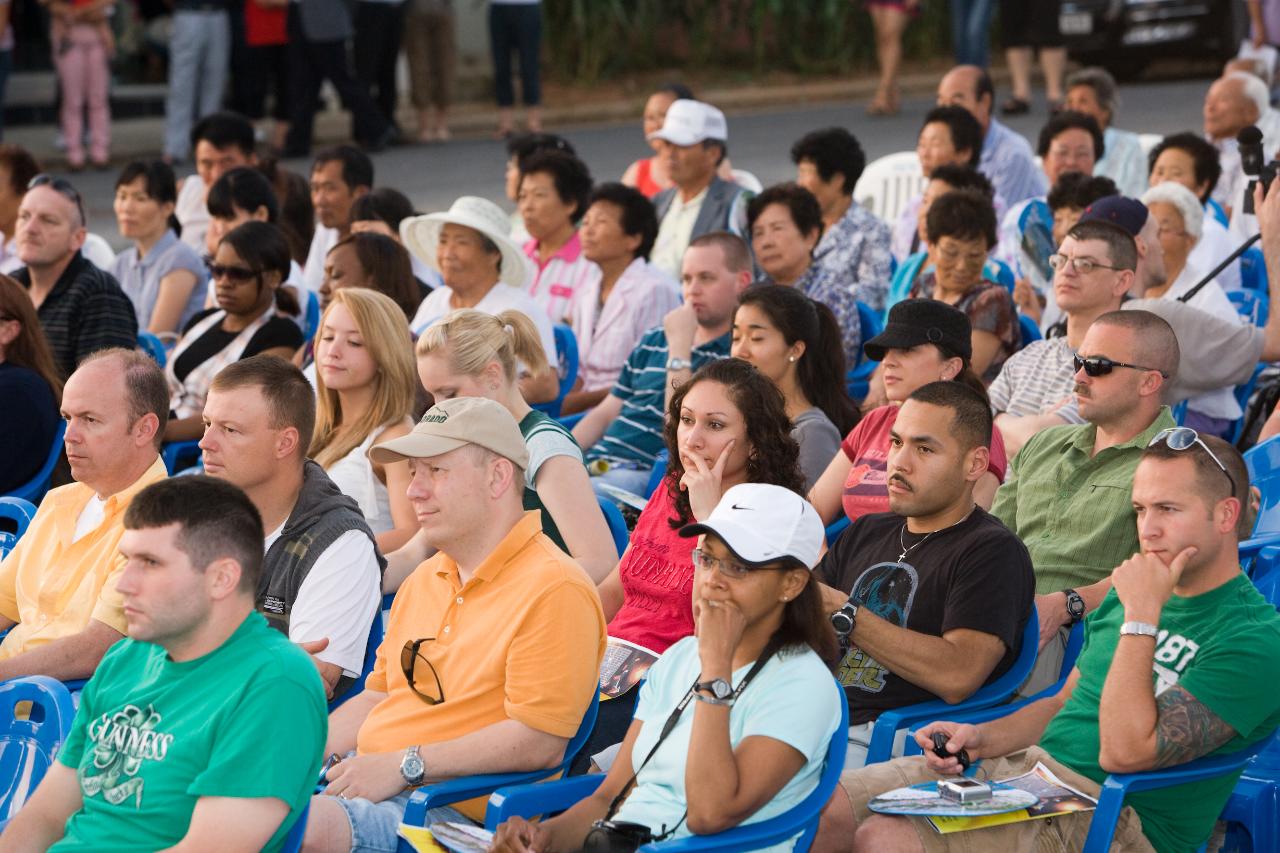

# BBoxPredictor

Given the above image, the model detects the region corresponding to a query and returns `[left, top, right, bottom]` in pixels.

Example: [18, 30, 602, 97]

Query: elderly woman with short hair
[1064, 67, 1147, 197]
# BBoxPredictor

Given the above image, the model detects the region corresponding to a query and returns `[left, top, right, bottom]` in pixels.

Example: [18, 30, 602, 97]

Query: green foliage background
[542, 0, 955, 83]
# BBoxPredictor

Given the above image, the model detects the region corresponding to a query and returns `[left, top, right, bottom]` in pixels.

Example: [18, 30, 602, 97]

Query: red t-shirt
[245, 0, 287, 47]
[839, 405, 1008, 524]
[607, 483, 695, 654]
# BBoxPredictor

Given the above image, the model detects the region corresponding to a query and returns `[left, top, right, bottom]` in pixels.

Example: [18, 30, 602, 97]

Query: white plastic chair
[80, 233, 117, 270]
[853, 152, 926, 225]
[731, 168, 764, 194]
[1138, 133, 1163, 157]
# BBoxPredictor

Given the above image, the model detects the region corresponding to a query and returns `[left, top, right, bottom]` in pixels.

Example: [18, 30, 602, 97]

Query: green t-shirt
[1040, 574, 1280, 853]
[52, 611, 327, 852]
[518, 408, 584, 553]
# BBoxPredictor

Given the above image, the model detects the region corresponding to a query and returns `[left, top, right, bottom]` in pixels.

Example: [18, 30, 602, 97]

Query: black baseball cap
[863, 299, 973, 363]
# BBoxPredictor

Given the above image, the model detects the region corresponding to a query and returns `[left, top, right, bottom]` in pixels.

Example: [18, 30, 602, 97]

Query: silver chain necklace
[897, 506, 976, 563]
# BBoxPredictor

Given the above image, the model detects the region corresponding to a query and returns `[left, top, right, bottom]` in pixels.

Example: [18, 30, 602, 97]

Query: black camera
[1239, 125, 1278, 215]
[582, 819, 655, 853]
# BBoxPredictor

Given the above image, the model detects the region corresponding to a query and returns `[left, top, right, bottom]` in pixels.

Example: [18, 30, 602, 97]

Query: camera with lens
[1239, 125, 1278, 215]
[582, 820, 656, 853]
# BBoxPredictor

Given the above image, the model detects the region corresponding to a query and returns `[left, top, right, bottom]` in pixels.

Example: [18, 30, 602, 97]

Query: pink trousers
[54, 24, 111, 166]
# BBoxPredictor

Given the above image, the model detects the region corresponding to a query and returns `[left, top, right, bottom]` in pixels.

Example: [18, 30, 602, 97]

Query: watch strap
[695, 678, 733, 700]
[694, 692, 736, 707]
[666, 357, 692, 372]
[1064, 589, 1086, 623]
[1120, 621, 1159, 638]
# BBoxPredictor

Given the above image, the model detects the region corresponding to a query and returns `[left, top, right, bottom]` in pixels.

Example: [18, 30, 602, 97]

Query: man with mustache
[992, 307, 1178, 694]
[814, 381, 1034, 768]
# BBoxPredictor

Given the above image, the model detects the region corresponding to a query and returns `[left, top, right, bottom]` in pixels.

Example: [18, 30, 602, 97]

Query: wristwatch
[695, 678, 735, 706]
[665, 357, 692, 372]
[831, 601, 859, 637]
[1063, 589, 1086, 625]
[400, 745, 425, 786]
[1120, 621, 1160, 639]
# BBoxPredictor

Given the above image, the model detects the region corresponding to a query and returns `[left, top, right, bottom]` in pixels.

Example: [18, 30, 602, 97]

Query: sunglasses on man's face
[400, 638, 445, 706]
[27, 174, 87, 226]
[1073, 354, 1169, 379]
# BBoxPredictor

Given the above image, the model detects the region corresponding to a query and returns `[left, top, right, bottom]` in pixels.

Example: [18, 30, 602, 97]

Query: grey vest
[652, 175, 746, 241]
[259, 460, 386, 635]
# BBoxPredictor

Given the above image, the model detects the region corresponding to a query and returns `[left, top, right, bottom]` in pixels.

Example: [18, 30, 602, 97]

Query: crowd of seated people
[5, 60, 1280, 853]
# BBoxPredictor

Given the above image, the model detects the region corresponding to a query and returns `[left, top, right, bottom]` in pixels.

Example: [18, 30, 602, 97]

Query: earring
[788, 355, 796, 362]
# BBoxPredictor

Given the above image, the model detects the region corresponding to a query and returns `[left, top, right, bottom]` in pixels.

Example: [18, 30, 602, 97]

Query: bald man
[937, 65, 1046, 205]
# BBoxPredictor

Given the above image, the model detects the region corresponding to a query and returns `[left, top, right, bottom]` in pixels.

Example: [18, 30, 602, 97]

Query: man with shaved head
[937, 65, 1045, 205]
[992, 309, 1179, 693]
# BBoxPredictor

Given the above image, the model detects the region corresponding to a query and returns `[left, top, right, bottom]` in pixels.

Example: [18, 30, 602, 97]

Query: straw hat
[400, 196, 534, 289]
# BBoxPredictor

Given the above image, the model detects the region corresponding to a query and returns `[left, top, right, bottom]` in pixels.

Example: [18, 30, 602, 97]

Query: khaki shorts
[839, 746, 1156, 853]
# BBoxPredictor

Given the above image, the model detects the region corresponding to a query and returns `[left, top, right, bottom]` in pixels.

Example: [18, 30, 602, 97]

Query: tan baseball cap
[369, 397, 530, 469]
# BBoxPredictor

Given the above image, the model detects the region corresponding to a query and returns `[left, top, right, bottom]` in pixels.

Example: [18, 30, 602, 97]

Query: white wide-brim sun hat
[400, 196, 535, 289]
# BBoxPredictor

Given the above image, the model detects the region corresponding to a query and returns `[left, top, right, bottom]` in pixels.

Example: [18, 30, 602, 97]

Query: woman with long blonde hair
[382, 307, 618, 592]
[311, 288, 419, 553]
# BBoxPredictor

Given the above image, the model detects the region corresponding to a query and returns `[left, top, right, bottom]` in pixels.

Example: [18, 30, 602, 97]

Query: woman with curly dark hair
[572, 357, 805, 774]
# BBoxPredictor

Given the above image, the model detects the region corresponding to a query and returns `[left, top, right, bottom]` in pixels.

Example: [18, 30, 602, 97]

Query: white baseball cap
[679, 483, 823, 570]
[648, 99, 729, 147]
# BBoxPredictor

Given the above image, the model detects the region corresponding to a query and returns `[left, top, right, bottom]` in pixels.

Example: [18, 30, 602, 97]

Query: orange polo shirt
[0, 456, 168, 659]
[358, 511, 606, 820]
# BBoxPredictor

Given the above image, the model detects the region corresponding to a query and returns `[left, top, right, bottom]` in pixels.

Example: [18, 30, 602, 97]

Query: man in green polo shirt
[0, 476, 327, 853]
[991, 308, 1178, 693]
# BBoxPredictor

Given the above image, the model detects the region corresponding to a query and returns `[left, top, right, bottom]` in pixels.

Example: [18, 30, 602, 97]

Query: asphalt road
[56, 75, 1222, 249]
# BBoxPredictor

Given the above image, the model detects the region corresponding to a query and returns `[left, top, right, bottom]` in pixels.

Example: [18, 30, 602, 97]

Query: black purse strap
[602, 638, 781, 835]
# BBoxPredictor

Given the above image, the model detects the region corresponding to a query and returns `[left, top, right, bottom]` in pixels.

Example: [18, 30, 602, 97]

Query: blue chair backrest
[329, 611, 384, 711]
[6, 421, 65, 506]
[161, 440, 202, 475]
[597, 496, 629, 559]
[137, 332, 167, 366]
[532, 324, 579, 418]
[0, 676, 76, 825]
[1227, 289, 1269, 326]
[645, 450, 669, 500]
[1245, 435, 1280, 537]
[854, 302, 883, 367]
[1241, 245, 1268, 292]
[1171, 400, 1189, 426]
[1018, 313, 1042, 346]
[303, 289, 321, 340]
[280, 802, 308, 853]
[0, 498, 37, 558]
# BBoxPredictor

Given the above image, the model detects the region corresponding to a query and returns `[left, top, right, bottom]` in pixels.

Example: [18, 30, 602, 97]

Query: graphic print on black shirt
[837, 560, 918, 694]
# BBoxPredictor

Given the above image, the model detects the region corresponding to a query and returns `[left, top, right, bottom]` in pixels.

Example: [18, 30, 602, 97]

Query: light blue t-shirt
[613, 636, 840, 852]
[110, 229, 209, 333]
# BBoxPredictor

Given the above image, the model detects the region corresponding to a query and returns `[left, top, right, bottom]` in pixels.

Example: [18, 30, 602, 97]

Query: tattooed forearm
[1153, 685, 1237, 769]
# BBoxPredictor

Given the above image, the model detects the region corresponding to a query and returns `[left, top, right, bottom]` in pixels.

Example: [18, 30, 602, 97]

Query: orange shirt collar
[433, 511, 545, 588]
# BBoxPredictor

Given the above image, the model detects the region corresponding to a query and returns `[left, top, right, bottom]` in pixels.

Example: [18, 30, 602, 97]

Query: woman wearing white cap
[491, 483, 842, 853]
[401, 195, 560, 403]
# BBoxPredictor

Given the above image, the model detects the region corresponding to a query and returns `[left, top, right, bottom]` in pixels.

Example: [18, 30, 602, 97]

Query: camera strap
[1178, 232, 1261, 304]
[601, 638, 781, 838]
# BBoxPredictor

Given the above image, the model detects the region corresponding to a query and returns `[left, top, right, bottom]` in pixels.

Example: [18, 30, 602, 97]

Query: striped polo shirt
[586, 327, 730, 468]
[987, 337, 1084, 425]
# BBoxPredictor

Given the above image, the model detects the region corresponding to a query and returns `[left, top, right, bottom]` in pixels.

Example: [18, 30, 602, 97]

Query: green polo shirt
[990, 408, 1175, 595]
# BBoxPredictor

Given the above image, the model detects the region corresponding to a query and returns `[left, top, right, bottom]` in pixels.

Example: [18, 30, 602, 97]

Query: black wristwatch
[831, 601, 859, 638]
[695, 678, 734, 706]
[1063, 589, 1086, 624]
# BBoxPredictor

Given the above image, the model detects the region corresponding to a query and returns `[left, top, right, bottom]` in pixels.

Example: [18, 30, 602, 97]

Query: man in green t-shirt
[0, 476, 327, 853]
[815, 431, 1280, 853]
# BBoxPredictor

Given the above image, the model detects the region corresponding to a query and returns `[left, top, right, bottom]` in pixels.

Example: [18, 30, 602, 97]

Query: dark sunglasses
[204, 257, 261, 284]
[1149, 427, 1236, 494]
[27, 174, 87, 226]
[1073, 354, 1169, 379]
[400, 638, 445, 706]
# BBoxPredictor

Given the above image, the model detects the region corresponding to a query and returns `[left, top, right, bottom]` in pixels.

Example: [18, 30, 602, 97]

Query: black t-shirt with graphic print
[815, 508, 1035, 725]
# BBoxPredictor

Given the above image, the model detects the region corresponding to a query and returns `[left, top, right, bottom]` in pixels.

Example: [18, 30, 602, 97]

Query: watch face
[710, 679, 733, 700]
[402, 752, 424, 781]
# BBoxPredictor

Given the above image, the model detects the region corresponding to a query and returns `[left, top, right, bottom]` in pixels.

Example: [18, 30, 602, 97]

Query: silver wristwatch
[1119, 621, 1159, 639]
[666, 357, 692, 372]
[695, 678, 735, 706]
[400, 745, 425, 786]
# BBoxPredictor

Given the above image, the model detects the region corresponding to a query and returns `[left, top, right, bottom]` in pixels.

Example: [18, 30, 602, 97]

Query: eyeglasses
[691, 547, 785, 581]
[934, 246, 987, 268]
[400, 638, 445, 706]
[27, 174, 87, 226]
[1048, 254, 1123, 275]
[1073, 353, 1169, 379]
[205, 258, 261, 284]
[1149, 427, 1236, 494]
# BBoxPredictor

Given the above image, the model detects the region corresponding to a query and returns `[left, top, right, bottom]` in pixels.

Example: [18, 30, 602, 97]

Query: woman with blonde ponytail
[382, 307, 618, 592]
[311, 288, 420, 552]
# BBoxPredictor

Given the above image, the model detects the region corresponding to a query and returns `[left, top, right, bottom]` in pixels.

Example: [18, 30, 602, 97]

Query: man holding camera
[814, 432, 1280, 853]
[815, 380, 1035, 767]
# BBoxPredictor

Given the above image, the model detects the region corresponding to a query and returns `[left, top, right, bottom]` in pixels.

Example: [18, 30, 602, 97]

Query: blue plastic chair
[1082, 731, 1280, 853]
[864, 608, 1041, 764]
[396, 691, 601, 851]
[846, 301, 882, 402]
[6, 421, 65, 505]
[0, 497, 36, 557]
[1018, 313, 1042, 347]
[598, 496, 629, 559]
[1244, 435, 1280, 539]
[303, 289, 321, 340]
[161, 440, 202, 475]
[557, 411, 586, 430]
[645, 450, 670, 500]
[487, 679, 850, 851]
[824, 515, 850, 547]
[1219, 733, 1280, 853]
[280, 802, 309, 853]
[137, 332, 167, 367]
[0, 676, 77, 829]
[1229, 363, 1267, 445]
[1171, 400, 1189, 426]
[1241, 245, 1268, 293]
[532, 324, 579, 418]
[1228, 289, 1269, 326]
[329, 610, 384, 712]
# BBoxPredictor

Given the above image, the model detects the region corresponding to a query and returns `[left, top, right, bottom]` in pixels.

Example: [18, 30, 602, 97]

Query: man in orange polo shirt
[302, 397, 607, 850]
[0, 348, 169, 681]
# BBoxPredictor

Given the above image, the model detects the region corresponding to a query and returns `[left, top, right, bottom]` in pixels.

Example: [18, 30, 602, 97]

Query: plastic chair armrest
[485, 774, 606, 830]
[866, 681, 1022, 764]
[403, 768, 567, 826]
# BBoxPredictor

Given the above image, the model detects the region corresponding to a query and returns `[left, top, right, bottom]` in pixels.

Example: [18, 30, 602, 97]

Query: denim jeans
[163, 9, 231, 160]
[950, 0, 996, 67]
